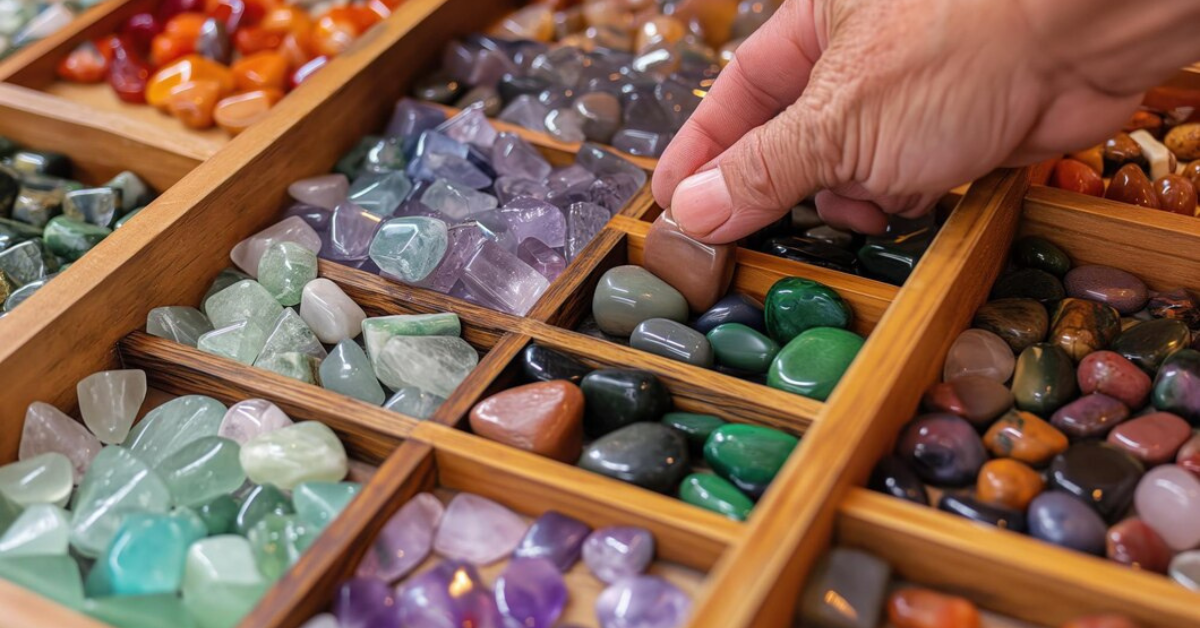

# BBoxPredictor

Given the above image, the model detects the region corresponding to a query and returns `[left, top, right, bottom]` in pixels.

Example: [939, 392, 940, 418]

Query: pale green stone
[367, 216, 448, 282]
[203, 279, 283, 329]
[197, 320, 268, 365]
[239, 422, 348, 491]
[203, 268, 252, 304]
[0, 504, 68, 556]
[374, 335, 478, 397]
[255, 309, 327, 365]
[125, 395, 226, 466]
[235, 485, 292, 535]
[247, 513, 316, 581]
[256, 352, 321, 384]
[0, 452, 72, 507]
[146, 306, 213, 347]
[0, 554, 84, 609]
[84, 594, 199, 628]
[292, 481, 360, 531]
[70, 447, 171, 558]
[383, 386, 445, 419]
[156, 437, 245, 507]
[0, 492, 22, 536]
[319, 340, 385, 404]
[103, 170, 151, 212]
[168, 507, 209, 540]
[361, 313, 461, 364]
[258, 242, 317, 307]
[182, 535, 269, 628]
[95, 513, 206, 596]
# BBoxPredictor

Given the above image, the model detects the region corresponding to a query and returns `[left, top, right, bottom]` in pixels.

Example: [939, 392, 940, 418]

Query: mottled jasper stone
[1106, 163, 1160, 208]
[1012, 343, 1078, 415]
[1063, 265, 1149, 316]
[976, 459, 1044, 511]
[1112, 318, 1191, 373]
[1049, 394, 1130, 440]
[1135, 464, 1200, 551]
[1106, 411, 1191, 466]
[972, 298, 1048, 354]
[642, 213, 735, 312]
[1077, 350, 1151, 409]
[895, 414, 987, 487]
[1049, 443, 1144, 521]
[920, 375, 1013, 429]
[1152, 348, 1200, 423]
[1027, 491, 1107, 554]
[937, 494, 1026, 532]
[983, 410, 1068, 466]
[469, 381, 584, 462]
[1049, 298, 1121, 361]
[943, 329, 1015, 383]
[869, 455, 929, 506]
[991, 268, 1065, 305]
[1107, 517, 1171, 573]
[1148, 288, 1200, 329]
[886, 588, 981, 628]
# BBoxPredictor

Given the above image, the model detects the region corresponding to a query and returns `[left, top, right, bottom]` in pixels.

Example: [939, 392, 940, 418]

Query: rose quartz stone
[1135, 464, 1200, 551]
[433, 493, 529, 565]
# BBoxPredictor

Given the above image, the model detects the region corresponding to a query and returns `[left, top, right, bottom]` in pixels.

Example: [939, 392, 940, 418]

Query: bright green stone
[95, 513, 206, 596]
[661, 412, 726, 456]
[84, 594, 198, 628]
[247, 513, 317, 581]
[258, 241, 317, 306]
[767, 327, 864, 401]
[320, 340, 385, 404]
[181, 535, 269, 628]
[706, 323, 780, 373]
[203, 279, 283, 329]
[203, 268, 252, 304]
[70, 447, 171, 558]
[0, 504, 68, 556]
[764, 277, 853, 345]
[1011, 343, 1078, 415]
[239, 422, 348, 491]
[197, 320, 268, 364]
[156, 436, 245, 507]
[42, 216, 110, 261]
[235, 485, 293, 536]
[703, 424, 799, 498]
[0, 554, 84, 608]
[146, 306, 213, 347]
[362, 312, 461, 367]
[679, 473, 754, 521]
[197, 495, 240, 535]
[254, 309, 326, 376]
[125, 395, 226, 466]
[292, 481, 360, 531]
[0, 452, 72, 507]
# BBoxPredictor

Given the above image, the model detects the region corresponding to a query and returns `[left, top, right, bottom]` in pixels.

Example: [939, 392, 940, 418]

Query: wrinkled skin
[653, 0, 1200, 241]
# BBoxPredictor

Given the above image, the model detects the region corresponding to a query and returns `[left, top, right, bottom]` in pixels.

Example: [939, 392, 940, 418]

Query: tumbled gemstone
[433, 493, 528, 565]
[71, 446, 171, 558]
[492, 133, 552, 181]
[230, 216, 321, 278]
[595, 575, 690, 628]
[204, 279, 283, 329]
[357, 492, 444, 582]
[565, 201, 609, 260]
[886, 588, 981, 628]
[370, 216, 449, 283]
[582, 526, 654, 584]
[384, 387, 446, 419]
[198, 320, 269, 365]
[1135, 464, 1200, 551]
[258, 241, 317, 306]
[288, 174, 348, 210]
[94, 513, 205, 596]
[1027, 491, 1107, 554]
[247, 513, 315, 582]
[374, 335, 478, 397]
[157, 436, 244, 507]
[235, 484, 293, 536]
[299, 278, 366, 344]
[495, 558, 566, 628]
[460, 240, 550, 315]
[180, 536, 269, 628]
[943, 329, 1015, 383]
[239, 421, 348, 490]
[77, 369, 147, 445]
[517, 237, 567, 282]
[218, 399, 293, 444]
[0, 453, 72, 507]
[361, 313, 461, 364]
[320, 340, 385, 405]
[0, 504, 70, 557]
[0, 554, 85, 609]
[125, 395, 226, 466]
[146, 306, 214, 347]
[254, 309, 327, 371]
[395, 560, 503, 627]
[20, 402, 101, 482]
[513, 510, 591, 571]
[335, 576, 399, 628]
[895, 414, 986, 487]
[799, 547, 890, 628]
[63, 188, 119, 227]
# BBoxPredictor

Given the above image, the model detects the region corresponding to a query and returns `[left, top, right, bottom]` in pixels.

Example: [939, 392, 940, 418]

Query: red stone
[1051, 159, 1104, 197]
[1105, 164, 1160, 209]
[886, 588, 981, 628]
[1077, 350, 1151, 409]
[121, 12, 161, 55]
[107, 39, 151, 104]
[1107, 411, 1191, 466]
[1060, 614, 1142, 628]
[1176, 433, 1200, 476]
[56, 41, 109, 83]
[468, 381, 585, 463]
[1105, 518, 1172, 574]
[1155, 174, 1198, 216]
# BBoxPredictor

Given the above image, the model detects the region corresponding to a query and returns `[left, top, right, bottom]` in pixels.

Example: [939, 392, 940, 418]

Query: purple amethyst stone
[494, 558, 567, 628]
[582, 526, 654, 584]
[595, 575, 690, 628]
[513, 510, 591, 571]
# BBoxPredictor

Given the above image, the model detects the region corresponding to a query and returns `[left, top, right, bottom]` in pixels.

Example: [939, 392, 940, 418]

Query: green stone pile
[0, 374, 358, 628]
[0, 136, 155, 313]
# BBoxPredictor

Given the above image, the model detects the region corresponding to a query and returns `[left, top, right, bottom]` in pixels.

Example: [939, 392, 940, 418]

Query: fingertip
[815, 191, 889, 235]
[671, 169, 734, 238]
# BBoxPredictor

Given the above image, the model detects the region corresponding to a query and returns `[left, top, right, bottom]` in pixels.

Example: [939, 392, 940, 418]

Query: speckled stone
[1077, 350, 1152, 410]
[1064, 265, 1149, 315]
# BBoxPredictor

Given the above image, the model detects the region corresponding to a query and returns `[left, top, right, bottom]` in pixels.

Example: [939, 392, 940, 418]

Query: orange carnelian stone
[887, 588, 981, 628]
[1060, 616, 1141, 628]
[311, 11, 360, 57]
[57, 41, 109, 83]
[231, 51, 287, 92]
[233, 26, 284, 55]
[213, 88, 282, 135]
[365, 0, 392, 22]
[146, 55, 235, 109]
[279, 31, 313, 69]
[149, 33, 196, 67]
[163, 12, 207, 39]
[259, 6, 312, 36]
[166, 80, 221, 128]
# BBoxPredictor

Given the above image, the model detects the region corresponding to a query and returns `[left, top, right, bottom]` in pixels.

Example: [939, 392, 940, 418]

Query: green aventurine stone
[0, 504, 68, 556]
[0, 554, 84, 608]
[198, 320, 269, 364]
[197, 495, 240, 535]
[156, 437, 245, 507]
[235, 485, 293, 536]
[374, 335, 479, 398]
[240, 422, 348, 491]
[255, 309, 326, 367]
[96, 513, 205, 596]
[320, 340, 386, 405]
[1011, 343, 1078, 415]
[335, 135, 381, 178]
[679, 473, 754, 521]
[662, 412, 726, 456]
[1012, 236, 1071, 277]
[203, 279, 283, 329]
[42, 216, 110, 261]
[70, 447, 171, 558]
[203, 268, 252, 304]
[247, 513, 316, 581]
[0, 452, 72, 507]
[703, 424, 799, 498]
[84, 594, 199, 628]
[125, 395, 226, 467]
[257, 351, 322, 384]
[182, 536, 269, 628]
[767, 327, 864, 401]
[258, 241, 317, 306]
[857, 226, 935, 286]
[362, 313, 461, 368]
[764, 277, 853, 345]
[0, 493, 22, 537]
[292, 481, 360, 531]
[706, 323, 780, 373]
[147, 306, 214, 347]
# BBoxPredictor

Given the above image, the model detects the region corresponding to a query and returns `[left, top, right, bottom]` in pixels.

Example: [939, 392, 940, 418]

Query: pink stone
[230, 216, 322, 278]
[432, 493, 528, 565]
[20, 402, 101, 483]
[324, 202, 383, 263]
[357, 492, 444, 582]
[460, 240, 550, 316]
[288, 174, 349, 210]
[943, 329, 1015, 383]
[217, 399, 293, 445]
[582, 526, 654, 583]
[1135, 464, 1200, 551]
[1107, 411, 1192, 466]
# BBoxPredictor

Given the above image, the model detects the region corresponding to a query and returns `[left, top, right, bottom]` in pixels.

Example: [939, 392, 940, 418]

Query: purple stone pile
[308, 492, 691, 628]
[271, 99, 646, 316]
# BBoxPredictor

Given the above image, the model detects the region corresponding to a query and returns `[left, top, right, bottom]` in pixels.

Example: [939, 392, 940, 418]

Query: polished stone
[324, 201, 381, 262]
[320, 340, 386, 405]
[203, 279, 283, 329]
[495, 557, 566, 628]
[595, 575, 690, 628]
[937, 493, 1026, 531]
[977, 458, 1043, 511]
[394, 560, 502, 627]
[235, 485, 293, 536]
[1107, 411, 1191, 466]
[146, 306, 214, 347]
[470, 381, 584, 462]
[95, 513, 205, 596]
[1107, 517, 1171, 573]
[991, 268, 1065, 305]
[513, 510, 590, 572]
[631, 317, 714, 367]
[857, 226, 934, 285]
[1012, 236, 1071, 277]
[983, 409, 1068, 467]
[374, 335, 478, 397]
[239, 421, 348, 491]
[642, 213, 735, 312]
[196, 495, 239, 536]
[704, 423, 797, 498]
[357, 492, 443, 582]
[43, 216, 109, 261]
[460, 239, 551, 315]
[1048, 443, 1144, 521]
[230, 216, 321, 279]
[582, 526, 654, 584]
[1064, 265, 1149, 315]
[1027, 491, 1107, 554]
[1152, 348, 1200, 423]
[180, 535, 268, 628]
[0, 555, 84, 609]
[217, 399, 292, 445]
[943, 329, 1015, 383]
[764, 277, 853, 345]
[370, 216, 449, 283]
[564, 201, 609, 260]
[520, 343, 591, 384]
[70, 446, 171, 558]
[662, 412, 726, 458]
[384, 387, 446, 419]
[517, 238, 567, 282]
[920, 375, 1013, 429]
[433, 493, 528, 565]
[706, 323, 779, 374]
[767, 327, 864, 400]
[580, 422, 690, 493]
[1049, 393, 1129, 440]
[1048, 298, 1121, 361]
[258, 241, 317, 306]
[869, 455, 929, 506]
[679, 473, 754, 521]
[1078, 350, 1152, 410]
[0, 503, 69, 557]
[198, 320, 269, 365]
[693, 293, 765, 335]
[20, 402, 101, 483]
[1135, 464, 1200, 553]
[580, 368, 671, 437]
[125, 395, 225, 466]
[1112, 318, 1191, 373]
[247, 513, 315, 581]
[157, 436, 244, 507]
[334, 576, 399, 628]
[798, 547, 890, 628]
[1171, 551, 1200, 590]
[972, 298, 1049, 354]
[1012, 343, 1077, 415]
[895, 414, 986, 487]
[77, 369, 146, 445]
[592, 265, 688, 337]
[288, 174, 347, 210]
[361, 312, 461, 366]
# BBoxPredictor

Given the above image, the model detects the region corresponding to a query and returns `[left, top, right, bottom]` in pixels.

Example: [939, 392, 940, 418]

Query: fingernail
[670, 168, 732, 237]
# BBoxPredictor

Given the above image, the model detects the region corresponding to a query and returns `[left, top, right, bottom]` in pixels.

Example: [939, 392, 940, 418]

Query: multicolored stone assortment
[0, 137, 156, 314]
[876, 234, 1200, 589]
[56, 0, 399, 134]
[0, 373, 358, 628]
[308, 491, 690, 628]
[0, 0, 88, 58]
[414, 0, 779, 157]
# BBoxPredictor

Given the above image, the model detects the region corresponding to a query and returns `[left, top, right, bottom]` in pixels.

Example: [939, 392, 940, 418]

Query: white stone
[76, 369, 147, 445]
[288, 174, 349, 210]
[218, 399, 294, 445]
[299, 278, 366, 344]
[239, 422, 348, 490]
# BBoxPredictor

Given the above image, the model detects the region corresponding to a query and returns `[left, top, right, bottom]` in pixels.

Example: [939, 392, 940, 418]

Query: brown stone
[1106, 517, 1172, 574]
[1048, 298, 1121, 361]
[1124, 110, 1164, 138]
[468, 381, 584, 462]
[972, 298, 1048, 354]
[1183, 160, 1200, 187]
[921, 375, 1013, 429]
[1165, 122, 1200, 161]
[886, 588, 981, 628]
[976, 458, 1044, 511]
[983, 409, 1068, 466]
[1154, 174, 1198, 216]
[1106, 411, 1191, 466]
[1105, 163, 1160, 209]
[642, 212, 735, 313]
[1103, 133, 1146, 171]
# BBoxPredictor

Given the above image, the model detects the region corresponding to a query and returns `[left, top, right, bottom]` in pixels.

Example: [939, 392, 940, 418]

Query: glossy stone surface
[433, 493, 528, 565]
[1148, 288, 1200, 329]
[258, 241, 316, 306]
[631, 318, 714, 367]
[869, 455, 929, 506]
[595, 575, 690, 628]
[125, 395, 225, 466]
[197, 495, 238, 536]
[0, 504, 69, 557]
[920, 375, 1013, 429]
[204, 279, 283, 329]
[180, 535, 268, 628]
[1106, 163, 1160, 208]
[580, 526, 654, 585]
[703, 424, 797, 498]
[642, 213, 735, 312]
[517, 238, 566, 281]
[1106, 411, 1191, 466]
[976, 458, 1043, 511]
[1112, 318, 1191, 373]
[991, 268, 1065, 305]
[230, 216, 321, 279]
[197, 320, 268, 365]
[1049, 394, 1129, 440]
[1048, 443, 1144, 521]
[565, 201, 609, 260]
[798, 547, 890, 628]
[234, 484, 292, 536]
[461, 240, 551, 315]
[1012, 343, 1077, 415]
[146, 306, 214, 347]
[217, 399, 292, 445]
[679, 473, 754, 521]
[394, 559, 502, 628]
[96, 513, 204, 596]
[0, 452, 71, 508]
[1026, 491, 1107, 554]
[77, 369, 146, 445]
[384, 387, 446, 419]
[375, 335, 477, 397]
[297, 278, 365, 345]
[857, 226, 933, 285]
[248, 513, 316, 581]
[983, 410, 1068, 467]
[513, 510, 590, 571]
[943, 329, 1015, 383]
[580, 423, 689, 493]
[157, 436, 244, 507]
[764, 277, 853, 345]
[768, 327, 864, 400]
[320, 340, 386, 405]
[520, 343, 591, 384]
[1177, 433, 1200, 475]
[334, 576, 399, 628]
[43, 217, 109, 261]
[661, 412, 726, 458]
[1078, 350, 1151, 410]
[1012, 236, 1071, 276]
[1049, 298, 1121, 361]
[1170, 551, 1200, 590]
[972, 298, 1048, 354]
[357, 492, 443, 582]
[361, 312, 461, 365]
[369, 216, 448, 282]
[253, 309, 327, 380]
[580, 368, 670, 437]
[239, 421, 348, 491]
[592, 265, 688, 337]
[470, 381, 584, 462]
[0, 555, 84, 609]
[886, 588, 981, 628]
[693, 293, 765, 335]
[895, 414, 986, 487]
[706, 323, 779, 374]
[1152, 348, 1200, 423]
[288, 174, 347, 211]
[1107, 517, 1171, 573]
[71, 446, 171, 558]
[937, 493, 1026, 532]
[20, 402, 101, 483]
[495, 557, 566, 628]
[1135, 464, 1200, 551]
[1064, 265, 1149, 315]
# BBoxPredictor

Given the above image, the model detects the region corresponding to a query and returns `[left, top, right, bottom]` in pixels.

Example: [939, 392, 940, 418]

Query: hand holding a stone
[653, 0, 1200, 241]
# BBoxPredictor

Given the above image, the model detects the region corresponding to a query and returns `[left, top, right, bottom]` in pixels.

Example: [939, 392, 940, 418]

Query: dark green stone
[0, 218, 43, 250]
[707, 323, 780, 373]
[580, 368, 671, 437]
[578, 423, 690, 493]
[0, 165, 18, 216]
[662, 412, 726, 456]
[234, 485, 293, 536]
[767, 327, 864, 401]
[0, 137, 17, 159]
[857, 226, 935, 285]
[704, 424, 799, 498]
[1153, 348, 1200, 424]
[1012, 343, 1077, 414]
[43, 216, 110, 261]
[1012, 236, 1071, 277]
[197, 494, 240, 535]
[764, 277, 853, 345]
[335, 135, 382, 178]
[972, 298, 1048, 353]
[679, 473, 754, 521]
[991, 268, 1065, 305]
[1113, 318, 1191, 374]
[114, 206, 144, 229]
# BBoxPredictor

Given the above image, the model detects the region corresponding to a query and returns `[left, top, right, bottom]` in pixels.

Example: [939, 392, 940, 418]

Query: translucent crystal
[374, 335, 479, 397]
[356, 492, 443, 581]
[20, 402, 101, 482]
[218, 399, 293, 444]
[499, 95, 550, 133]
[230, 216, 321, 278]
[0, 453, 72, 507]
[203, 279, 283, 329]
[433, 493, 528, 565]
[0, 504, 70, 557]
[125, 395, 226, 466]
[70, 446, 171, 558]
[347, 171, 412, 217]
[292, 481, 360, 531]
[517, 238, 567, 282]
[254, 309, 327, 369]
[239, 422, 348, 490]
[181, 535, 269, 628]
[157, 436, 245, 507]
[258, 241, 317, 306]
[63, 188, 118, 227]
[320, 340, 385, 405]
[324, 201, 382, 262]
[94, 513, 206, 596]
[383, 387, 445, 419]
[76, 369, 146, 445]
[369, 216, 449, 282]
[146, 306, 213, 347]
[565, 201, 610, 260]
[437, 104, 498, 149]
[197, 320, 269, 365]
[492, 132, 552, 181]
[421, 178, 498, 221]
[461, 240, 550, 315]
